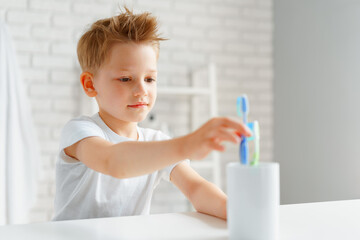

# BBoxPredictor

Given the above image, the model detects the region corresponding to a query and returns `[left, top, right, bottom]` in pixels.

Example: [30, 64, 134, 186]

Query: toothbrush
[250, 120, 260, 166]
[237, 95, 249, 165]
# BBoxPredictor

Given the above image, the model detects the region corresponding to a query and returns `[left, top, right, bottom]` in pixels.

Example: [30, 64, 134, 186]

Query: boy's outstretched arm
[170, 162, 227, 220]
[65, 117, 251, 179]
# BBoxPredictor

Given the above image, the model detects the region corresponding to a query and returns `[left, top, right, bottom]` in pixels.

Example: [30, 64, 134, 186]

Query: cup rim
[227, 161, 279, 169]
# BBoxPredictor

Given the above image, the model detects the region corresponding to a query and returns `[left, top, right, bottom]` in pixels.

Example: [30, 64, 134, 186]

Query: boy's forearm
[190, 181, 227, 220]
[107, 136, 188, 178]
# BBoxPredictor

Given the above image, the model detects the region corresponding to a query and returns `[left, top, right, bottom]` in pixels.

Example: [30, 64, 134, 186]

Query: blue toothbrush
[237, 95, 249, 165]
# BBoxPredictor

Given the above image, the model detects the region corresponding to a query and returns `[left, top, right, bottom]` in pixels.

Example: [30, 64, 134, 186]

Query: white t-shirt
[52, 113, 187, 221]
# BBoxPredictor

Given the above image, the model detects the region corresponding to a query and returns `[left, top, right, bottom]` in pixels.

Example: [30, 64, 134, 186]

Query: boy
[53, 8, 251, 221]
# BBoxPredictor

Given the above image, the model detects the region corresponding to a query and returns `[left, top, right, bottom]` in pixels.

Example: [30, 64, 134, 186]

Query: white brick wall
[0, 0, 273, 222]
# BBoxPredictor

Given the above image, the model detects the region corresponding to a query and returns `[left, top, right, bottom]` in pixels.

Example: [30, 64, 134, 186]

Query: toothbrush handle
[240, 138, 248, 165]
[241, 112, 248, 164]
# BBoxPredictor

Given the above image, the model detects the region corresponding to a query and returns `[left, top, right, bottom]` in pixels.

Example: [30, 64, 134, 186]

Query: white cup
[227, 162, 280, 240]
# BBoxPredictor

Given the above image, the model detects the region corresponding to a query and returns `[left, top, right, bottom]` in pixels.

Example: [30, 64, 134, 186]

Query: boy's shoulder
[58, 114, 106, 152]
[61, 114, 105, 138]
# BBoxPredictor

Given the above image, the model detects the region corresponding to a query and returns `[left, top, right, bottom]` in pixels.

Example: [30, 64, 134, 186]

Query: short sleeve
[154, 131, 190, 182]
[59, 116, 105, 152]
[158, 159, 191, 182]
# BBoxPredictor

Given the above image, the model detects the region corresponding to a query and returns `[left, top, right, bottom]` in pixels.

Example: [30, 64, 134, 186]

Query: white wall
[275, 0, 360, 204]
[1, 0, 273, 222]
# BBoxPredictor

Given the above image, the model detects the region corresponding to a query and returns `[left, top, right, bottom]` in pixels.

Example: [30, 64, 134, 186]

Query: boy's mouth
[127, 102, 148, 108]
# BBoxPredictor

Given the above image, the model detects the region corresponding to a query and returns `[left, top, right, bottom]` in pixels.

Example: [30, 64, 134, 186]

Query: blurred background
[0, 0, 359, 224]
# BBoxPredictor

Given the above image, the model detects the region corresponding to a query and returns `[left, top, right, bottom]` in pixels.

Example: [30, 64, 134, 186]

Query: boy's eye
[118, 77, 131, 82]
[145, 78, 156, 83]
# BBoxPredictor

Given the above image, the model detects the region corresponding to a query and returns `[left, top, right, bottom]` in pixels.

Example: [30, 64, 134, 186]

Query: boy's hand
[181, 117, 252, 160]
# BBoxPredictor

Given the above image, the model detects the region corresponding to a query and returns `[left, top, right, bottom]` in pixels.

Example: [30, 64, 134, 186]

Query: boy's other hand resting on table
[169, 117, 252, 221]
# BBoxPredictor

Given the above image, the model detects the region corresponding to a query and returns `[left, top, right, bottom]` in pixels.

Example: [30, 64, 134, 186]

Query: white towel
[0, 22, 40, 225]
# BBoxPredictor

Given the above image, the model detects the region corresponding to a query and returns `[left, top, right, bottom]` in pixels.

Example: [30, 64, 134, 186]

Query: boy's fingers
[209, 140, 225, 152]
[216, 128, 240, 144]
[221, 117, 252, 137]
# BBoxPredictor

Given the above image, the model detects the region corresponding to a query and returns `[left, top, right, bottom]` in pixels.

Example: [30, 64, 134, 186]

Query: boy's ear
[80, 72, 97, 97]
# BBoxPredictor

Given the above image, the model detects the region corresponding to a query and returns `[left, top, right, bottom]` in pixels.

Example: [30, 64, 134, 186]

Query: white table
[1, 199, 359, 239]
[280, 199, 360, 239]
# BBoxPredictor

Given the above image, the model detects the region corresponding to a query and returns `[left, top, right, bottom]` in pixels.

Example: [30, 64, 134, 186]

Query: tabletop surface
[1, 199, 360, 239]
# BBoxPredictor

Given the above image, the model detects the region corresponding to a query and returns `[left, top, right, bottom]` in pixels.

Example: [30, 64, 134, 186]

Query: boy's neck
[98, 111, 139, 140]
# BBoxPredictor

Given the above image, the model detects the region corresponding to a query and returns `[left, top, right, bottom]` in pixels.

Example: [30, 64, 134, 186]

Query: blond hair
[77, 7, 166, 73]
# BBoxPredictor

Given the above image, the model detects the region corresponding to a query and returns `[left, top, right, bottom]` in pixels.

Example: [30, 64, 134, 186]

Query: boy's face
[93, 42, 158, 123]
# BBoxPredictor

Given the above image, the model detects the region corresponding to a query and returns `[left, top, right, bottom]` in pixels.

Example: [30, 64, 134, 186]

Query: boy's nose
[133, 81, 147, 96]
